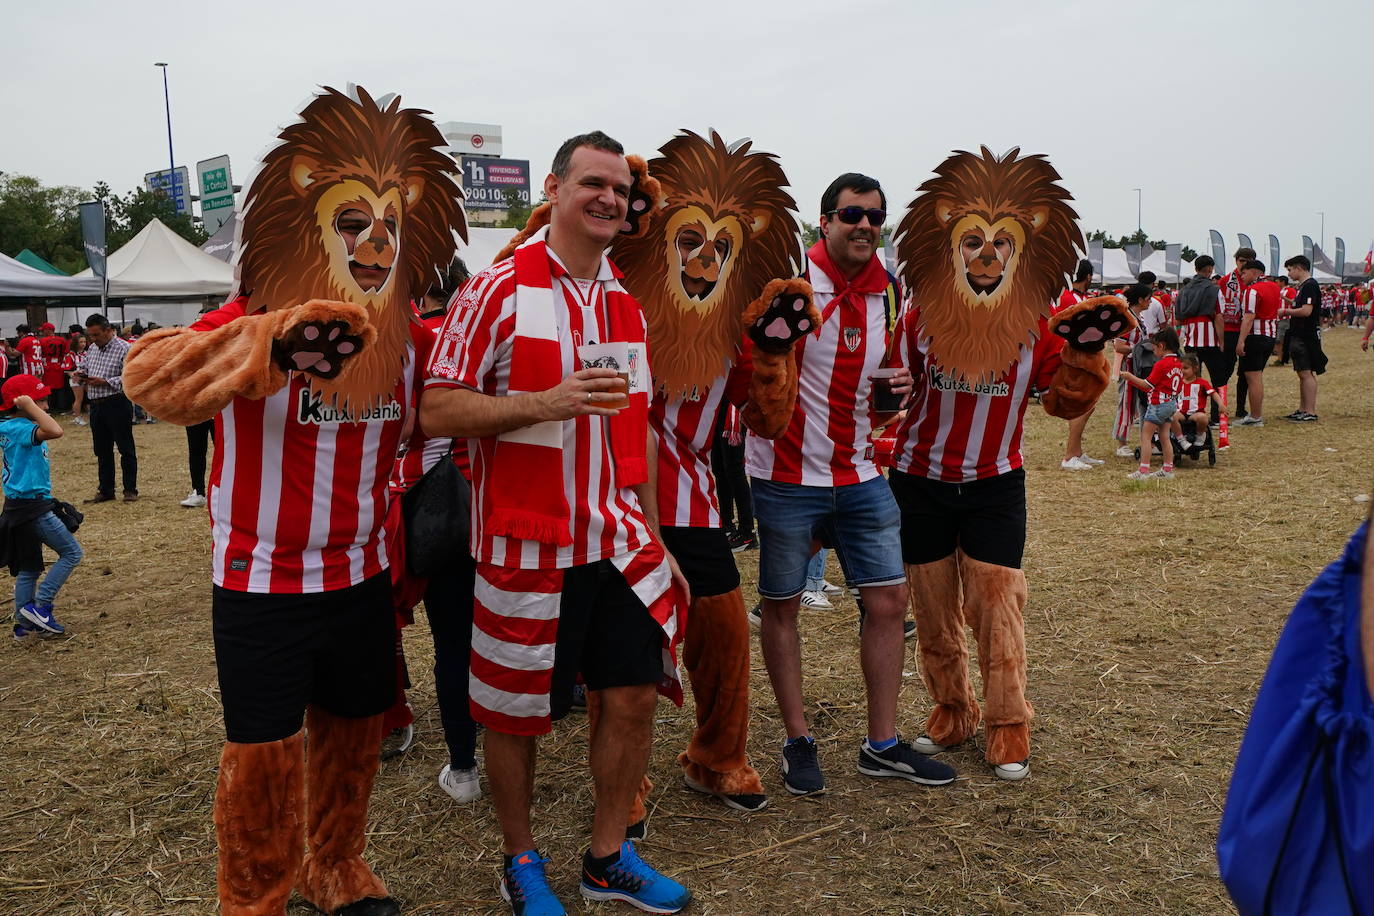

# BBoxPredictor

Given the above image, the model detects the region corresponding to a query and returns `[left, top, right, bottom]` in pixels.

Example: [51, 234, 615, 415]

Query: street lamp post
[1133, 188, 1142, 234]
[154, 62, 175, 210]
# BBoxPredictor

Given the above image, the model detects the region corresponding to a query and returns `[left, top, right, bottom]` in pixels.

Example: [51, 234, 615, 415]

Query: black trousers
[1195, 342, 1229, 425]
[89, 393, 138, 496]
[424, 549, 478, 769]
[710, 406, 753, 534]
[186, 420, 215, 495]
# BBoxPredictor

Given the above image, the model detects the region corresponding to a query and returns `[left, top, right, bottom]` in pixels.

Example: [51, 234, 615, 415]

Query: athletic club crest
[843, 326, 863, 352]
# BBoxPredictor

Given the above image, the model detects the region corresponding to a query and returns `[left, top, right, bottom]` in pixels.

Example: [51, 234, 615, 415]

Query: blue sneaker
[580, 840, 691, 913]
[19, 603, 64, 635]
[500, 850, 565, 916]
[13, 620, 41, 643]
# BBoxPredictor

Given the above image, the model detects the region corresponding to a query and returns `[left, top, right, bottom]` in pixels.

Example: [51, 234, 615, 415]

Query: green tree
[101, 184, 207, 250]
[496, 188, 536, 230]
[0, 172, 86, 273]
[801, 220, 820, 248]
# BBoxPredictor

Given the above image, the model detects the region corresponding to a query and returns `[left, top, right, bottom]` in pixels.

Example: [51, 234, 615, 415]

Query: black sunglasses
[826, 206, 886, 226]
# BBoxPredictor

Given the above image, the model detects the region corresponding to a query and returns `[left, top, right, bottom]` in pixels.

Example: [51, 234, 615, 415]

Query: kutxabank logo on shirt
[928, 370, 1010, 398]
[296, 389, 403, 425]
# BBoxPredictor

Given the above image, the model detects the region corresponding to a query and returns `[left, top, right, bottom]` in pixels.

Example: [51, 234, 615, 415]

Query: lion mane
[611, 130, 801, 399]
[235, 85, 467, 408]
[895, 146, 1082, 384]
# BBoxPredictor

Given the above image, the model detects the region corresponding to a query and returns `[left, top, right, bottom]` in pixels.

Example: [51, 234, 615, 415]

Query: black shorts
[547, 560, 666, 722]
[1289, 335, 1327, 374]
[661, 526, 739, 598]
[213, 572, 395, 743]
[1239, 336, 1275, 374]
[889, 467, 1028, 569]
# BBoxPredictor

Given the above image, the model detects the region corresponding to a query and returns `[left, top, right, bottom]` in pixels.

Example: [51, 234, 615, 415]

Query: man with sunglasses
[748, 173, 957, 797]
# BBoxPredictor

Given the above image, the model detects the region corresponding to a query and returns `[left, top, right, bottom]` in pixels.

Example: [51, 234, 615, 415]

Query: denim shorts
[750, 476, 905, 599]
[1142, 400, 1177, 426]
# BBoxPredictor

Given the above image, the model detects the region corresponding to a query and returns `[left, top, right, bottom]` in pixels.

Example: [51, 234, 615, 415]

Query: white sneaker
[1149, 469, 1174, 480]
[800, 590, 833, 610]
[1060, 457, 1092, 471]
[820, 579, 844, 596]
[438, 763, 482, 802]
[73, 417, 87, 426]
[180, 491, 207, 508]
[911, 733, 949, 755]
[1113, 445, 1135, 458]
[1126, 469, 1150, 480]
[1237, 416, 1264, 427]
[994, 760, 1031, 781]
[1076, 453, 1104, 466]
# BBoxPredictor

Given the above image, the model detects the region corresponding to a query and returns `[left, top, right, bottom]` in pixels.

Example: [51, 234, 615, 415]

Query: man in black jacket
[1174, 255, 1226, 424]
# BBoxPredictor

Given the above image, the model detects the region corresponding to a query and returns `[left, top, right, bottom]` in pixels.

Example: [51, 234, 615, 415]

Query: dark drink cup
[870, 368, 904, 412]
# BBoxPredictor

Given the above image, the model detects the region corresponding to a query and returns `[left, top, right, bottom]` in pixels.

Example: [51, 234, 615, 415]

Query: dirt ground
[2, 326, 1370, 915]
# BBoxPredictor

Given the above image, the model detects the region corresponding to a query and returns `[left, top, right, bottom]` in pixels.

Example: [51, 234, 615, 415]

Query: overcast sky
[6, 0, 1371, 263]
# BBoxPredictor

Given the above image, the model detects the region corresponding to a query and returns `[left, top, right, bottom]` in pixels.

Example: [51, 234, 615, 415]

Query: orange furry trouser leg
[296, 706, 391, 912]
[677, 589, 764, 797]
[959, 553, 1033, 765]
[585, 692, 654, 826]
[908, 555, 980, 748]
[215, 733, 304, 916]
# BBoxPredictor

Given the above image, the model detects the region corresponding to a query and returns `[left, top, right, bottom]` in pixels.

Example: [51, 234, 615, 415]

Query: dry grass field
[2, 327, 1371, 915]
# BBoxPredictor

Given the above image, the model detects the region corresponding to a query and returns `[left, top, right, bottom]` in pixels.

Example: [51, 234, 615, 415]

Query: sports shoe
[994, 760, 1032, 781]
[1236, 416, 1264, 426]
[73, 417, 86, 426]
[1060, 456, 1092, 471]
[500, 850, 565, 916]
[903, 618, 917, 640]
[581, 841, 692, 913]
[682, 773, 768, 813]
[19, 603, 64, 635]
[438, 763, 481, 803]
[570, 683, 587, 711]
[911, 733, 951, 755]
[857, 738, 957, 786]
[625, 818, 647, 842]
[380, 723, 413, 760]
[1296, 412, 1318, 422]
[1113, 445, 1135, 458]
[747, 602, 762, 627]
[1283, 410, 1305, 421]
[800, 589, 833, 610]
[780, 736, 825, 795]
[820, 579, 844, 596]
[1149, 469, 1174, 480]
[1076, 453, 1104, 466]
[122, 491, 139, 503]
[1126, 470, 1151, 480]
[13, 620, 41, 644]
[180, 490, 207, 507]
[726, 529, 756, 552]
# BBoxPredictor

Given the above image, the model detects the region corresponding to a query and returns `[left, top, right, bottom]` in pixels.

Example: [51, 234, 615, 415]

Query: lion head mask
[234, 85, 467, 408]
[610, 130, 801, 399]
[895, 147, 1082, 384]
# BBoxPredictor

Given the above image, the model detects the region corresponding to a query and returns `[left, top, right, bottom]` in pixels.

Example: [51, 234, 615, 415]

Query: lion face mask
[896, 147, 1082, 385]
[611, 130, 802, 399]
[234, 85, 467, 408]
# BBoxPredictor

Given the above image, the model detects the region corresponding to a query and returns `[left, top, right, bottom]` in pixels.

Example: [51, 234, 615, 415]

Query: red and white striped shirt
[1220, 270, 1247, 332]
[200, 299, 418, 594]
[1055, 288, 1087, 313]
[425, 250, 654, 570]
[890, 308, 1063, 483]
[1181, 316, 1219, 349]
[16, 336, 42, 377]
[1178, 378, 1215, 415]
[744, 256, 891, 487]
[1243, 280, 1282, 338]
[387, 312, 468, 493]
[651, 373, 729, 529]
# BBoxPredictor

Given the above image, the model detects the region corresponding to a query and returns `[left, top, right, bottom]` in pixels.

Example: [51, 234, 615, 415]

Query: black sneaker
[748, 602, 762, 627]
[1283, 410, 1305, 421]
[727, 529, 757, 552]
[683, 773, 769, 813]
[781, 737, 825, 795]
[625, 818, 646, 842]
[857, 738, 957, 786]
[1296, 412, 1319, 422]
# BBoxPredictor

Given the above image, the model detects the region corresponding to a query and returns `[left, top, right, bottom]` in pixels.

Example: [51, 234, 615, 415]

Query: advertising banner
[1268, 235, 1280, 275]
[460, 156, 531, 211]
[78, 200, 107, 305]
[1238, 233, 1253, 251]
[1335, 238, 1346, 277]
[1165, 243, 1181, 280]
[1209, 230, 1226, 267]
[1087, 238, 1104, 282]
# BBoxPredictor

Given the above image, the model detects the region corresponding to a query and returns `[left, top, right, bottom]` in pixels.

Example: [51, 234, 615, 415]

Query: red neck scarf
[807, 240, 888, 326]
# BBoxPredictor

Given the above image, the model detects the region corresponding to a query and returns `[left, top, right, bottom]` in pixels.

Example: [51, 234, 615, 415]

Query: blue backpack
[1218, 520, 1373, 915]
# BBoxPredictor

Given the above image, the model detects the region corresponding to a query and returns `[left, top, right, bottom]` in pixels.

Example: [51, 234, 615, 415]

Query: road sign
[144, 166, 193, 216]
[197, 155, 235, 233]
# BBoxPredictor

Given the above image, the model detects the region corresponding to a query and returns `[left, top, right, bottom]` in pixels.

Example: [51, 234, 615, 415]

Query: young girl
[1119, 327, 1183, 480]
[1173, 354, 1227, 448]
[0, 375, 83, 639]
[66, 336, 88, 426]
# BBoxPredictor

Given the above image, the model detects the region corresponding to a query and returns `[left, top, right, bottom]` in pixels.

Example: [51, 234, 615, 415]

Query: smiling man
[421, 131, 692, 916]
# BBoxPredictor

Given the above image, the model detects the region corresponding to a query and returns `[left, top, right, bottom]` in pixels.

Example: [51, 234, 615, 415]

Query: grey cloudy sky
[6, 0, 1371, 263]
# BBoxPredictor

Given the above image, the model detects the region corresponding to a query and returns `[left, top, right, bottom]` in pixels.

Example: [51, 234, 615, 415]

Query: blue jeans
[805, 549, 829, 592]
[751, 476, 905, 599]
[15, 511, 83, 608]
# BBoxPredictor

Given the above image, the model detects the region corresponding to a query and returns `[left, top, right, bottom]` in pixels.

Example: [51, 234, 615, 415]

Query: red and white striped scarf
[469, 542, 686, 735]
[484, 233, 649, 547]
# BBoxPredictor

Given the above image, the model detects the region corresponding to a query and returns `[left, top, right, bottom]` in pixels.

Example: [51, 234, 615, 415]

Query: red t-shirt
[39, 334, 69, 388]
[16, 335, 43, 377]
[1243, 280, 1282, 338]
[1144, 355, 1183, 405]
[1178, 378, 1214, 415]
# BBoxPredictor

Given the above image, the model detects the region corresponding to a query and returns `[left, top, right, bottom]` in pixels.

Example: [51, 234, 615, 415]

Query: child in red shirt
[1120, 327, 1183, 479]
[1173, 354, 1227, 447]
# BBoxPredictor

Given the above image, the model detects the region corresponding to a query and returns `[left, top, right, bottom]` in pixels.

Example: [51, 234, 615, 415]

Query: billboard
[460, 156, 531, 212]
[197, 155, 235, 234]
[441, 121, 503, 157]
[145, 166, 192, 216]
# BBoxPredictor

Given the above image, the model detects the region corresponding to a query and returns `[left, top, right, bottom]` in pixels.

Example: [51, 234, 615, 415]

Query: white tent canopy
[0, 251, 102, 298]
[75, 218, 233, 299]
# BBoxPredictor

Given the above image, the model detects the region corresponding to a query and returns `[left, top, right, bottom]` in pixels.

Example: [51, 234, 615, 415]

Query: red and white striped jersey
[890, 308, 1063, 483]
[387, 312, 467, 493]
[16, 336, 42, 376]
[1180, 317, 1219, 349]
[1220, 270, 1247, 332]
[744, 256, 891, 487]
[1055, 288, 1087, 313]
[1243, 280, 1282, 338]
[199, 299, 419, 594]
[651, 373, 728, 529]
[425, 253, 654, 570]
[1178, 378, 1215, 415]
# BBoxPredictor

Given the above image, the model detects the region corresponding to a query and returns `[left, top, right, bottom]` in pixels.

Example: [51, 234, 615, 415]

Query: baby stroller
[1134, 417, 1216, 467]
